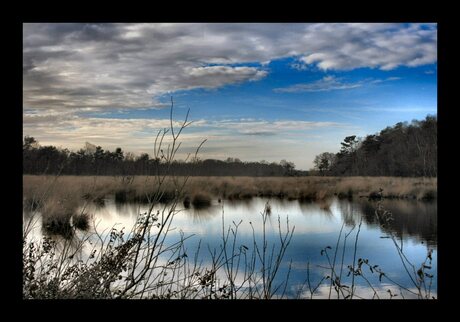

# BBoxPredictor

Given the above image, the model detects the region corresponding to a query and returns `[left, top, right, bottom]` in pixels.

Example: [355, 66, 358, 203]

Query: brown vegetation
[191, 193, 212, 208]
[23, 175, 437, 205]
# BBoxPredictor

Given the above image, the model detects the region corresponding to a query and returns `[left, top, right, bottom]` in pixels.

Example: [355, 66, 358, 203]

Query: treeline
[23, 138, 306, 176]
[312, 115, 437, 177]
[23, 115, 437, 177]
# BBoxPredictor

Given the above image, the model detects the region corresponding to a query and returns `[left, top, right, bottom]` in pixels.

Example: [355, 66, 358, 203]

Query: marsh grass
[23, 175, 437, 207]
[23, 197, 41, 211]
[42, 213, 74, 239]
[191, 193, 212, 209]
[72, 213, 91, 231]
[183, 196, 191, 209]
[421, 189, 437, 201]
[40, 204, 91, 239]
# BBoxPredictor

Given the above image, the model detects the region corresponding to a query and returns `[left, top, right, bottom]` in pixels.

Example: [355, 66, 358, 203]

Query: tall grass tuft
[72, 213, 91, 231]
[183, 196, 191, 208]
[192, 193, 212, 209]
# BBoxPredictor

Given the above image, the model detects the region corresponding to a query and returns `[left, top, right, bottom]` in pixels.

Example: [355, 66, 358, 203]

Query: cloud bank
[24, 23, 437, 110]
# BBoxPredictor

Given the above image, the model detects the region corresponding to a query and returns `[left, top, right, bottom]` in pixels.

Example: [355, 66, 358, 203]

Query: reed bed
[24, 175, 437, 207]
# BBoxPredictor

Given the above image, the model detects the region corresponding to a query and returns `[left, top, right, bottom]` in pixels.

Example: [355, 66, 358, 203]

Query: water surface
[24, 196, 437, 299]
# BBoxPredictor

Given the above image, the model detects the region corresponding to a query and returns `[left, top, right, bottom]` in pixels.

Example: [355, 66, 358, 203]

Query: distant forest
[22, 137, 303, 177]
[312, 115, 437, 177]
[23, 115, 436, 177]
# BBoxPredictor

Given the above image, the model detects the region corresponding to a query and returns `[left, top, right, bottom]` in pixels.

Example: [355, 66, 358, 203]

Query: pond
[24, 196, 437, 299]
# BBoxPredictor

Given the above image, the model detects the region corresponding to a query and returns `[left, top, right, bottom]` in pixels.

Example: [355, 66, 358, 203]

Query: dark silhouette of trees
[24, 115, 436, 178]
[313, 115, 437, 177]
[280, 159, 296, 176]
[23, 136, 38, 150]
[340, 135, 359, 154]
[333, 135, 361, 175]
[22, 138, 306, 177]
[313, 152, 336, 175]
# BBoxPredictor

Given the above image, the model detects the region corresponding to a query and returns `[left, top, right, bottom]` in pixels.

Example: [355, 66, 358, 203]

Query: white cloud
[298, 23, 437, 71]
[274, 76, 401, 93]
[23, 113, 344, 144]
[159, 65, 268, 91]
[213, 119, 344, 134]
[24, 23, 436, 110]
[274, 76, 362, 93]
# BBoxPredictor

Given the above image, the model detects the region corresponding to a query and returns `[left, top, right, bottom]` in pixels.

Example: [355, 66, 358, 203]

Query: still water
[25, 196, 437, 299]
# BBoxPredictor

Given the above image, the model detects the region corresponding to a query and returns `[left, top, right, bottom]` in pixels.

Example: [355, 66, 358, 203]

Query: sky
[23, 23, 437, 170]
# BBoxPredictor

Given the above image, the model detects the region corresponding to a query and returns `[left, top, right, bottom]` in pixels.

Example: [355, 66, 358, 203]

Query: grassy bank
[23, 175, 437, 209]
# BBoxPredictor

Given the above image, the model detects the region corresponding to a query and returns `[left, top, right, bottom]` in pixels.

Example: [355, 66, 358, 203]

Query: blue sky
[23, 23, 437, 170]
